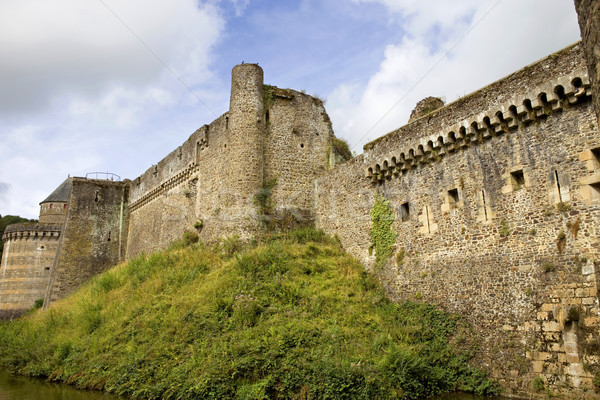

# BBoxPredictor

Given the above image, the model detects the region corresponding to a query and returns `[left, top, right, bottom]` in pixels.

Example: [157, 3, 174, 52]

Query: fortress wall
[575, 0, 600, 123]
[126, 64, 336, 252]
[127, 121, 207, 257]
[0, 224, 61, 319]
[264, 89, 334, 223]
[126, 112, 243, 256]
[45, 178, 129, 304]
[316, 43, 600, 397]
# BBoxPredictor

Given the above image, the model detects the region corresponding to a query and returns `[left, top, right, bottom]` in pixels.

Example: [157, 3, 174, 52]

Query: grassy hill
[0, 229, 497, 399]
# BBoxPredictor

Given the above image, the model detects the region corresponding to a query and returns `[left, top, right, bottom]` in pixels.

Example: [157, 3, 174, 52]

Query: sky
[0, 0, 582, 219]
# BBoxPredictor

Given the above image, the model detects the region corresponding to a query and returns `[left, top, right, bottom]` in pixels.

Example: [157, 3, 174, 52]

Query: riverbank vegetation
[0, 228, 497, 399]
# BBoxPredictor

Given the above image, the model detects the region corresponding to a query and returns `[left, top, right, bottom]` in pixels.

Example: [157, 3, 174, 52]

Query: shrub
[32, 298, 44, 310]
[331, 137, 353, 161]
[370, 195, 397, 270]
[182, 230, 199, 246]
[221, 235, 243, 257]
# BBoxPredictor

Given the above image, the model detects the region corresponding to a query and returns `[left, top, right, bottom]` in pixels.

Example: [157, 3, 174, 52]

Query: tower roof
[40, 178, 72, 205]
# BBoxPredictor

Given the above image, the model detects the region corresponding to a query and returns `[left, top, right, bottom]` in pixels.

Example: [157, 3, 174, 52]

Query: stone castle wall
[264, 87, 335, 223]
[0, 224, 61, 318]
[315, 43, 600, 397]
[1, 21, 599, 398]
[126, 64, 336, 257]
[44, 178, 129, 304]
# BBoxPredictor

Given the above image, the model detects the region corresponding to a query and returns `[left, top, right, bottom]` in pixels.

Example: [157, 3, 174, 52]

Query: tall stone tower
[226, 63, 265, 235]
[0, 178, 71, 319]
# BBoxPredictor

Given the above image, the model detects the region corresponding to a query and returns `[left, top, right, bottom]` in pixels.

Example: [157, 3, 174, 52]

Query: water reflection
[0, 371, 122, 400]
[0, 370, 505, 400]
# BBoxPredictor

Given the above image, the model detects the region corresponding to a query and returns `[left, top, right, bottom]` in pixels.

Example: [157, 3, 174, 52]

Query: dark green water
[0, 371, 122, 400]
[0, 371, 504, 399]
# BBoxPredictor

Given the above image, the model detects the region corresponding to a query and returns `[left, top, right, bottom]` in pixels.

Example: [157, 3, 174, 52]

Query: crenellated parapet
[2, 223, 62, 242]
[365, 68, 592, 183]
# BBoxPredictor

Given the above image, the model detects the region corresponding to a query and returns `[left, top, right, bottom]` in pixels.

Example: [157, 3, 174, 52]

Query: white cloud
[351, 0, 481, 40]
[329, 0, 581, 151]
[0, 0, 225, 218]
[0, 0, 223, 116]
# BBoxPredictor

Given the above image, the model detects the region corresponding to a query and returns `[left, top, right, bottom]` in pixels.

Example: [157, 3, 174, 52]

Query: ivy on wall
[370, 195, 397, 269]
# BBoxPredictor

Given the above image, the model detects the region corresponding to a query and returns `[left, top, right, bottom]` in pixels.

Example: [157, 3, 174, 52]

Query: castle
[2, 3, 600, 397]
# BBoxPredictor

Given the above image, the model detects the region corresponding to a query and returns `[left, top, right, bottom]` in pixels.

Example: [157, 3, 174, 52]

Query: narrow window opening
[592, 148, 600, 169]
[45, 267, 50, 270]
[448, 188, 459, 209]
[400, 202, 410, 222]
[50, 204, 53, 209]
[511, 170, 525, 191]
[225, 116, 229, 129]
[482, 190, 489, 221]
[300, 143, 304, 149]
[590, 182, 600, 201]
[554, 170, 563, 202]
[107, 231, 111, 242]
[425, 205, 431, 234]
[265, 110, 269, 124]
[94, 191, 99, 203]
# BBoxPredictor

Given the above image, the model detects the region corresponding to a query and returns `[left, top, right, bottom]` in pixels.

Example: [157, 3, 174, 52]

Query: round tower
[39, 178, 72, 225]
[227, 63, 265, 232]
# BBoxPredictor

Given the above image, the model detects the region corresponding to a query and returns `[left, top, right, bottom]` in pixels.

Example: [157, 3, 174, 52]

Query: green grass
[0, 228, 497, 399]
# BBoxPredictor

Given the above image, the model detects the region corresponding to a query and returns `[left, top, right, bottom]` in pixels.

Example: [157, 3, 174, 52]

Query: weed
[330, 137, 353, 161]
[182, 230, 199, 246]
[556, 202, 571, 213]
[594, 372, 600, 388]
[542, 262, 556, 273]
[254, 178, 278, 220]
[500, 219, 510, 237]
[533, 376, 545, 391]
[221, 235, 243, 257]
[396, 248, 405, 267]
[262, 84, 275, 109]
[194, 220, 203, 230]
[529, 228, 537, 235]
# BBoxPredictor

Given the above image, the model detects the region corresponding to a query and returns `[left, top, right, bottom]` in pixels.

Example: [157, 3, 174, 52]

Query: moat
[0, 371, 505, 400]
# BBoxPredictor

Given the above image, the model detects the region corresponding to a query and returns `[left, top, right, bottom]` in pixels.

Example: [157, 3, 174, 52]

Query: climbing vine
[370, 195, 397, 269]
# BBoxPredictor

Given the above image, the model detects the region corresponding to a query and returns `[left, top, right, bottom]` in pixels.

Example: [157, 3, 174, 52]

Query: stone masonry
[316, 43, 600, 398]
[2, 5, 600, 397]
